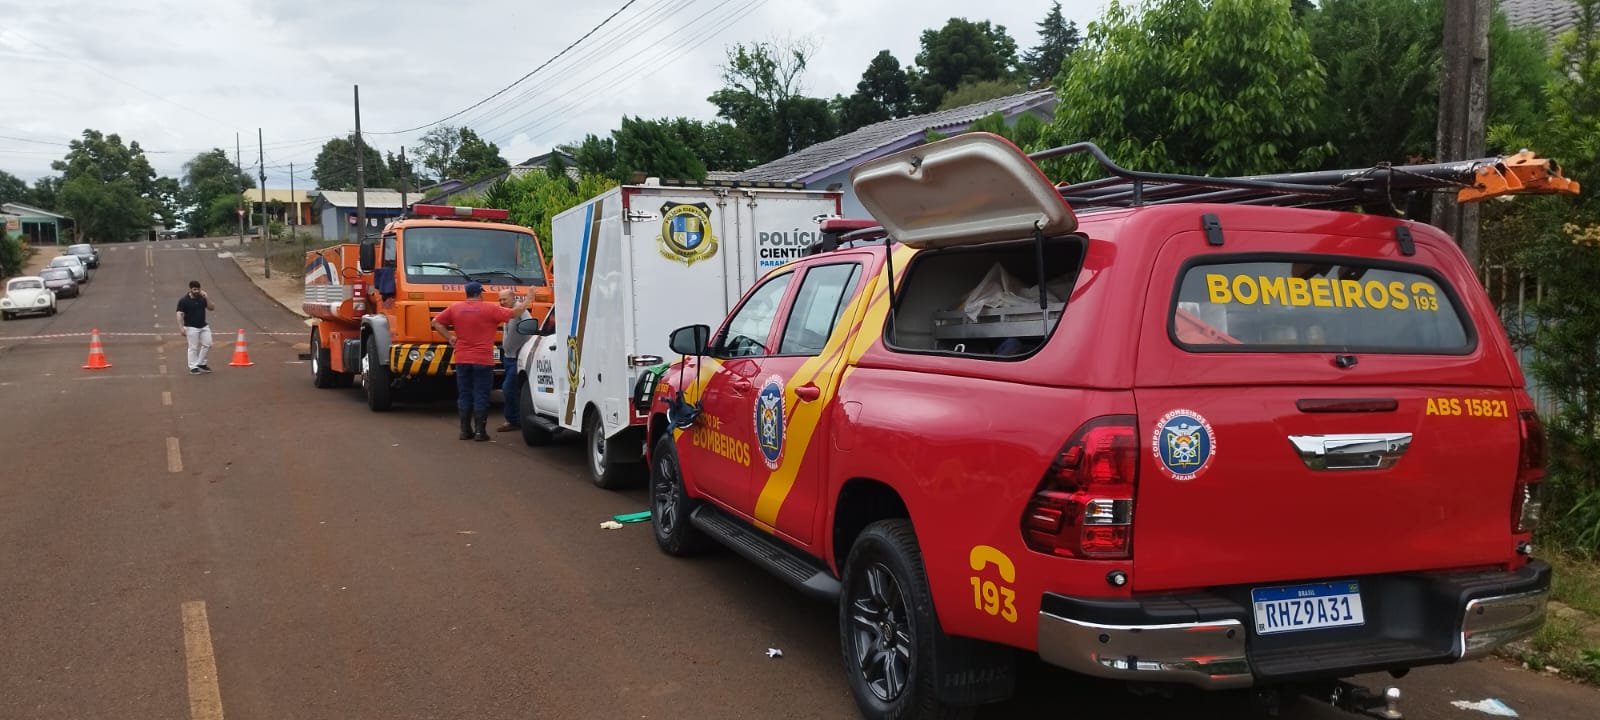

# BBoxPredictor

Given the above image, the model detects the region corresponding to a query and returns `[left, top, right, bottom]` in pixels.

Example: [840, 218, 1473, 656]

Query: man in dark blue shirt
[175, 280, 216, 374]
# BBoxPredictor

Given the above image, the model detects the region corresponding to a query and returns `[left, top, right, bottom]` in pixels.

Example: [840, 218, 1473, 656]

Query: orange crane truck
[303, 203, 554, 411]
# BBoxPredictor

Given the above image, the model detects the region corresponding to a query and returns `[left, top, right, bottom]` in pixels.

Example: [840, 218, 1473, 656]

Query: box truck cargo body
[517, 182, 841, 487]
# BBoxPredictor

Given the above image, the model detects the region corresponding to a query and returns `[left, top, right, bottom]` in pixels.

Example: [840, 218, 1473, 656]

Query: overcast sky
[0, 0, 1109, 190]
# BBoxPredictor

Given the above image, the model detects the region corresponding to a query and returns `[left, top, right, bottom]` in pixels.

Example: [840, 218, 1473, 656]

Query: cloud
[0, 0, 1107, 187]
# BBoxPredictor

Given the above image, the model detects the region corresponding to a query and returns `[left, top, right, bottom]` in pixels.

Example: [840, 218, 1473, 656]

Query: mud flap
[929, 632, 1016, 705]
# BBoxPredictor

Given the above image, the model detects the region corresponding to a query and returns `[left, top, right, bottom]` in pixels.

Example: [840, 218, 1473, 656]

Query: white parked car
[2, 276, 58, 320]
[47, 254, 88, 283]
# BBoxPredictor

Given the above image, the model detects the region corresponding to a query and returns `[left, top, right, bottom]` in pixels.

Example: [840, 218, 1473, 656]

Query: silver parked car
[66, 243, 99, 268]
[47, 254, 88, 283]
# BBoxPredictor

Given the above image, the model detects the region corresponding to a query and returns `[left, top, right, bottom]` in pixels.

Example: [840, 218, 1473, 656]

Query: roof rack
[1030, 142, 1579, 215]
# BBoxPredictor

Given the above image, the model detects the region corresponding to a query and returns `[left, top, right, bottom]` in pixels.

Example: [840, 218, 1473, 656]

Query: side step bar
[526, 414, 560, 433]
[690, 505, 841, 602]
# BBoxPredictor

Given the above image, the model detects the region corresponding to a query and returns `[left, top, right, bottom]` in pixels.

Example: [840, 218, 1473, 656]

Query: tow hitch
[1325, 682, 1404, 720]
[1252, 682, 1403, 719]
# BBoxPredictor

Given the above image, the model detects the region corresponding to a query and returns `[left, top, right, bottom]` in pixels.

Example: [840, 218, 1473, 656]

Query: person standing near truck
[495, 288, 532, 433]
[431, 282, 530, 441]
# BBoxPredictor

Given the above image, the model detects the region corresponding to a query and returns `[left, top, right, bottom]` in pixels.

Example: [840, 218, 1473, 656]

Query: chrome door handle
[1288, 433, 1412, 470]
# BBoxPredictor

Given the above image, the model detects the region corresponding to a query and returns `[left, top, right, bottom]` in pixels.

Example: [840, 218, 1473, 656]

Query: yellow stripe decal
[751, 257, 902, 528]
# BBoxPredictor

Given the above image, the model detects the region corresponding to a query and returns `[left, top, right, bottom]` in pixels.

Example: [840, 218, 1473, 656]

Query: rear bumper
[1036, 559, 1550, 690]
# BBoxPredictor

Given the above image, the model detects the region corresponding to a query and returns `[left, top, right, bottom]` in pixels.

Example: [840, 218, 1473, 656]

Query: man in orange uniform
[431, 282, 532, 441]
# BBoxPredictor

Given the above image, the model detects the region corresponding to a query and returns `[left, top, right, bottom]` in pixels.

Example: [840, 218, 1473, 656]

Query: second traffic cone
[227, 328, 255, 367]
[82, 329, 112, 370]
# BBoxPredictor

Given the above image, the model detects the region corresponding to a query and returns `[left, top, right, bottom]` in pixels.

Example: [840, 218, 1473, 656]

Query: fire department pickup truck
[643, 133, 1579, 719]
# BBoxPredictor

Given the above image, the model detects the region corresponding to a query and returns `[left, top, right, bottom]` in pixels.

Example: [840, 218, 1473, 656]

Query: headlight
[36, 297, 48, 304]
[1, 300, 11, 308]
[407, 350, 420, 361]
[424, 350, 436, 361]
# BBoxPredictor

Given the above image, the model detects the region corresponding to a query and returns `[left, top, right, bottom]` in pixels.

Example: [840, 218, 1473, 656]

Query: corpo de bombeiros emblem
[657, 202, 718, 266]
[1151, 408, 1216, 481]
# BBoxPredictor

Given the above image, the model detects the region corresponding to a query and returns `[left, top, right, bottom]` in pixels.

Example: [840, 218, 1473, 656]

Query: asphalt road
[1, 239, 1596, 720]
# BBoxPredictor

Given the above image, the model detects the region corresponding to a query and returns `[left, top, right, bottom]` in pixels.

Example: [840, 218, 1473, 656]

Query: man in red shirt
[431, 282, 532, 441]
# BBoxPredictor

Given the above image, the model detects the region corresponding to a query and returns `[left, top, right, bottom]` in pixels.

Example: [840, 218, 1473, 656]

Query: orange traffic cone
[227, 329, 255, 367]
[82, 329, 112, 370]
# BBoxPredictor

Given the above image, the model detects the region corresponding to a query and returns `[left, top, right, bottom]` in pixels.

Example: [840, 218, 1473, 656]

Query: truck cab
[305, 204, 553, 410]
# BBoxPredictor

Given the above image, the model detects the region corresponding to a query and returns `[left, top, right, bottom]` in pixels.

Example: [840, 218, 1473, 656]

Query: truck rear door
[1130, 224, 1526, 603]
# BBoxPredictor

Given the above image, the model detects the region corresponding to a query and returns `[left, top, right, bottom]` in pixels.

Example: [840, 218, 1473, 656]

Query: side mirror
[669, 324, 711, 357]
[516, 317, 547, 336]
[358, 241, 376, 273]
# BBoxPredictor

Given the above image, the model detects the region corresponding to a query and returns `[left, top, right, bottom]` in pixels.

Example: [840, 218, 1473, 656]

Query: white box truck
[515, 180, 842, 488]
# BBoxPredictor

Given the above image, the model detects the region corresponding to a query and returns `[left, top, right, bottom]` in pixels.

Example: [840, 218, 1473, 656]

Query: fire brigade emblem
[657, 202, 718, 266]
[1152, 408, 1216, 481]
[754, 375, 786, 470]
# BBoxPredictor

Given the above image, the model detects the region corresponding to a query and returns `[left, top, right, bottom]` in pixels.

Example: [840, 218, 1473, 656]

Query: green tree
[1023, 2, 1082, 87]
[311, 134, 393, 191]
[565, 134, 618, 179]
[27, 176, 61, 211]
[708, 39, 838, 162]
[909, 19, 1021, 112]
[936, 79, 1029, 110]
[447, 128, 509, 181]
[1502, 0, 1600, 548]
[1040, 0, 1329, 181]
[0, 170, 27, 204]
[51, 129, 172, 241]
[415, 125, 463, 181]
[839, 50, 915, 133]
[667, 118, 755, 171]
[180, 148, 254, 234]
[1304, 0, 1443, 169]
[612, 116, 708, 182]
[460, 171, 618, 260]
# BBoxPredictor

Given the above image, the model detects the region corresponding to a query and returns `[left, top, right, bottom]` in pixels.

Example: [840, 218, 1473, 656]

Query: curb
[226, 250, 309, 319]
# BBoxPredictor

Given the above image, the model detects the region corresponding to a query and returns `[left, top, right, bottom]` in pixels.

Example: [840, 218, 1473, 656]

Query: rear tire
[519, 380, 554, 446]
[650, 433, 711, 556]
[839, 520, 975, 720]
[585, 410, 636, 490]
[311, 330, 336, 389]
[362, 339, 393, 411]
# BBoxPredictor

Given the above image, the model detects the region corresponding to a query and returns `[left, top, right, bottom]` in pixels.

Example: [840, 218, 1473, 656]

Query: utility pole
[354, 84, 367, 245]
[1432, 0, 1490, 270]
[258, 128, 270, 279]
[235, 133, 244, 246]
[399, 145, 409, 212]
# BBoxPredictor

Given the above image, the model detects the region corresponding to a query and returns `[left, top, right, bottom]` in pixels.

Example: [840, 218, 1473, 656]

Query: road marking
[162, 391, 172, 406]
[167, 437, 183, 472]
[180, 601, 226, 720]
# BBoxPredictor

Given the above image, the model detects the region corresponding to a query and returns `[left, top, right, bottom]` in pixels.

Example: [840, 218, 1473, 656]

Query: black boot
[459, 409, 473, 440]
[473, 411, 490, 441]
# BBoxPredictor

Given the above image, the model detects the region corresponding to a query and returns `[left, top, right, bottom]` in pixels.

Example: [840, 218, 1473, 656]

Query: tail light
[1513, 410, 1545, 533]
[1022, 415, 1138, 559]
[351, 281, 366, 311]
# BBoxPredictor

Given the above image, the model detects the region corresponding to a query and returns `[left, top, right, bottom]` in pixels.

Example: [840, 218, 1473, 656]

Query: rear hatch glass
[1172, 258, 1472, 353]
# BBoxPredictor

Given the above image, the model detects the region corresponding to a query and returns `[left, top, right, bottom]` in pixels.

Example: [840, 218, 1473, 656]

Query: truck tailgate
[1131, 386, 1520, 593]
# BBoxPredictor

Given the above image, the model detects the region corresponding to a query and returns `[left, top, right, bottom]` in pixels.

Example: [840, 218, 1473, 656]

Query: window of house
[716, 272, 795, 358]
[778, 263, 862, 356]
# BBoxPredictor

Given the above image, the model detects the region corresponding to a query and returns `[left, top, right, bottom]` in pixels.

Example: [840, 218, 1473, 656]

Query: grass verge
[1501, 550, 1600, 684]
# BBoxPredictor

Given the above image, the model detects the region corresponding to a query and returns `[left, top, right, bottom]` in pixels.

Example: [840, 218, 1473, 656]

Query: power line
[475, 0, 737, 141]
[368, 0, 644, 136]
[449, 0, 690, 131]
[486, 0, 767, 144]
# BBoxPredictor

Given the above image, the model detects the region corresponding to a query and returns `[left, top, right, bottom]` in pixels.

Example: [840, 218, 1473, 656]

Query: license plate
[1251, 582, 1365, 635]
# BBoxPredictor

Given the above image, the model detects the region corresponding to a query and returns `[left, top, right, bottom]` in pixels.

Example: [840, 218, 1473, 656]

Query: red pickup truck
[644, 133, 1579, 719]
